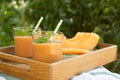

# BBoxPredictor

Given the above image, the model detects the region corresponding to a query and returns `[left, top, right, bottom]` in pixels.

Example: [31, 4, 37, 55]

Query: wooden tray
[0, 43, 117, 80]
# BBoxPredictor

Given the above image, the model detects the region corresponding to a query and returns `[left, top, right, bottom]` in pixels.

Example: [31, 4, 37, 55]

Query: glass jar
[14, 27, 33, 57]
[32, 31, 64, 63]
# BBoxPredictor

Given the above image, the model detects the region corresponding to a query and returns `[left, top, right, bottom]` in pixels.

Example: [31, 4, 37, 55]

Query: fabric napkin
[0, 76, 6, 80]
[71, 66, 120, 80]
[0, 73, 21, 80]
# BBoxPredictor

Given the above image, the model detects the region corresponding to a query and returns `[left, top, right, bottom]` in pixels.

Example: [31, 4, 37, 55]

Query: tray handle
[0, 52, 48, 72]
[0, 52, 32, 71]
[0, 59, 31, 71]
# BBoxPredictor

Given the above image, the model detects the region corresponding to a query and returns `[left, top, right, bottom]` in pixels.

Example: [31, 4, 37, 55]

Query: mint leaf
[25, 27, 32, 36]
[34, 37, 48, 43]
[15, 27, 32, 36]
[15, 30, 26, 36]
[34, 31, 54, 43]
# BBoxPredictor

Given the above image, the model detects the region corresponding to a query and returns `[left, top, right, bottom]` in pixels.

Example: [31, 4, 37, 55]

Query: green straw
[50, 19, 63, 41]
[54, 20, 63, 34]
[33, 17, 44, 33]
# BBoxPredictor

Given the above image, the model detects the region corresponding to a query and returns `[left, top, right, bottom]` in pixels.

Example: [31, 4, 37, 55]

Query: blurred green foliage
[0, 0, 120, 73]
[0, 0, 21, 46]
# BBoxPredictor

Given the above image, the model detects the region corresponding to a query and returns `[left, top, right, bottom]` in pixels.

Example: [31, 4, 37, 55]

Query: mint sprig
[34, 31, 53, 43]
[15, 27, 32, 36]
[34, 37, 48, 43]
[15, 30, 26, 36]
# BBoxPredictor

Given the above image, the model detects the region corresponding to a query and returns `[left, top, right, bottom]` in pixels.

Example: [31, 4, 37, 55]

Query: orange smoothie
[14, 36, 33, 57]
[33, 43, 63, 63]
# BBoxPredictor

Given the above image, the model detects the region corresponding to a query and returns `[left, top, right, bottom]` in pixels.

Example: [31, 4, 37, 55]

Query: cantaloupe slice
[63, 48, 90, 54]
[62, 33, 91, 48]
[62, 32, 100, 50]
[67, 32, 85, 41]
[73, 33, 100, 50]
[75, 33, 91, 43]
